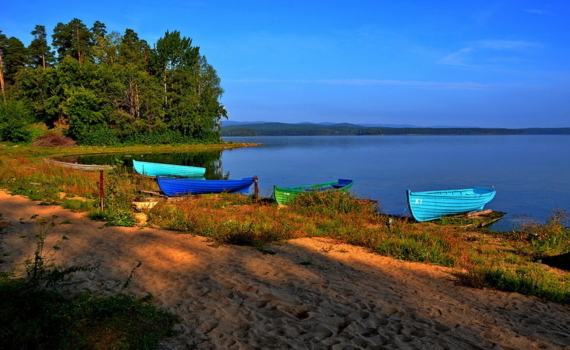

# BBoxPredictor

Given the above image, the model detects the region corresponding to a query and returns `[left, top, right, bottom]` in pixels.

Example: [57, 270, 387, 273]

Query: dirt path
[1, 190, 569, 349]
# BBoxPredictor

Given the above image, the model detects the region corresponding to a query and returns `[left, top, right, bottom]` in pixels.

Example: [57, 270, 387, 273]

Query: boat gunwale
[132, 159, 206, 177]
[274, 179, 354, 194]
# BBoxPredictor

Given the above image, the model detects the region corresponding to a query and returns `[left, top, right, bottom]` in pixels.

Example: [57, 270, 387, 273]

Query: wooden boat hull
[43, 158, 114, 171]
[133, 159, 206, 178]
[406, 187, 497, 222]
[156, 176, 255, 196]
[273, 179, 354, 205]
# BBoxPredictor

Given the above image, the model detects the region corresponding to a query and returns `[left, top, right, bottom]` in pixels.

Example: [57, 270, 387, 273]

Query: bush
[63, 87, 106, 142]
[78, 128, 120, 146]
[512, 209, 570, 258]
[124, 129, 190, 145]
[0, 100, 33, 143]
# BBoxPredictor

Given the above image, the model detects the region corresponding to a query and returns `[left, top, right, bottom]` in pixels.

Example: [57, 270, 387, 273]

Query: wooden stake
[253, 176, 259, 201]
[99, 170, 104, 211]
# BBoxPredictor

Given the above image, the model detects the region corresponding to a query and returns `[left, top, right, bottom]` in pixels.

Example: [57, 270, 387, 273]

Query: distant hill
[221, 120, 420, 128]
[221, 122, 570, 137]
[222, 121, 269, 126]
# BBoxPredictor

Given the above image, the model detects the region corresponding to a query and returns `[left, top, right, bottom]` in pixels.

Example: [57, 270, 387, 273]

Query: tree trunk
[76, 28, 82, 63]
[0, 54, 5, 105]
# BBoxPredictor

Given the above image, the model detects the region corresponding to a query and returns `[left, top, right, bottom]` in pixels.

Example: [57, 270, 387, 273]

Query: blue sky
[3, 0, 570, 127]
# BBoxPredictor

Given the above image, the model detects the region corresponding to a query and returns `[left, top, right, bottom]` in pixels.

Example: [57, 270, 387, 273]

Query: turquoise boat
[132, 159, 206, 178]
[273, 179, 354, 205]
[406, 187, 497, 222]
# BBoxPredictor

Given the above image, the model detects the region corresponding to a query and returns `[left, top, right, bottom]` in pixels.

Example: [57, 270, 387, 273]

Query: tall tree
[118, 29, 150, 67]
[1, 37, 27, 85]
[150, 31, 226, 141]
[16, 67, 62, 125]
[52, 18, 93, 63]
[91, 31, 121, 66]
[0, 31, 7, 104]
[151, 30, 200, 108]
[90, 21, 107, 47]
[29, 25, 55, 69]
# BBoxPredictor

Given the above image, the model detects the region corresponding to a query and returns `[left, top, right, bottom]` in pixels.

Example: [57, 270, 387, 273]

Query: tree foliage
[28, 25, 55, 69]
[0, 100, 33, 142]
[1, 19, 227, 145]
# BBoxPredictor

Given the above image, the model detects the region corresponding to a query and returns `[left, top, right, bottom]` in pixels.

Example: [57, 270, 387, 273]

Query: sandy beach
[1, 189, 569, 349]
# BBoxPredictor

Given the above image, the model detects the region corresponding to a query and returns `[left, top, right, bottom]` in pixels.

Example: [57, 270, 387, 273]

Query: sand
[1, 190, 569, 349]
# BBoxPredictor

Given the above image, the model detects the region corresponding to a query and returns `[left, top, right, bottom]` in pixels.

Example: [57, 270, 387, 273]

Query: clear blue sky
[4, 0, 570, 127]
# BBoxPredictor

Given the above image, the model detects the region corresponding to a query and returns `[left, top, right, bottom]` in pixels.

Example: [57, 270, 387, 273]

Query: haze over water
[222, 135, 570, 230]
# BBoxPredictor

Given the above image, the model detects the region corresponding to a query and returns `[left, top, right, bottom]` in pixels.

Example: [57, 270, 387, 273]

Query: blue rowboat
[273, 179, 354, 205]
[406, 187, 497, 222]
[132, 159, 206, 178]
[156, 176, 255, 196]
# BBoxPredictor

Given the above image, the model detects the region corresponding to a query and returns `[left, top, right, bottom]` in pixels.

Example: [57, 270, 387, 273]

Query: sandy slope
[1, 190, 569, 349]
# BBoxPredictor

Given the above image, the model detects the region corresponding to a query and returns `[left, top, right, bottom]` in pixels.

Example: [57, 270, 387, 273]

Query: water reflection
[63, 151, 229, 180]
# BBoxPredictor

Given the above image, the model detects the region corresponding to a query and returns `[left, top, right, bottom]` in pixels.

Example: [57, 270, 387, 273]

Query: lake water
[221, 135, 570, 231]
[75, 135, 570, 231]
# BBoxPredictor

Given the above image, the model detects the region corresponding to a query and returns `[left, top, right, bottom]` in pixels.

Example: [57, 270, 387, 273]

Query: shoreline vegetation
[0, 143, 257, 349]
[1, 144, 569, 348]
[221, 122, 570, 137]
[1, 19, 229, 148]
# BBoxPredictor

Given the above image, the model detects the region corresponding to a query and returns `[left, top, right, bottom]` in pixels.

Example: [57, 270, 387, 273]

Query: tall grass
[149, 194, 299, 248]
[0, 156, 99, 201]
[510, 209, 570, 258]
[457, 210, 570, 303]
[2, 151, 570, 306]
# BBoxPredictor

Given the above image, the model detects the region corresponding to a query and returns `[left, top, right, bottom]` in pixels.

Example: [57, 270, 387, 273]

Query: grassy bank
[0, 145, 569, 348]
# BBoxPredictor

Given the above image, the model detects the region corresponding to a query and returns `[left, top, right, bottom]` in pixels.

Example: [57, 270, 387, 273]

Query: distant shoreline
[221, 122, 570, 137]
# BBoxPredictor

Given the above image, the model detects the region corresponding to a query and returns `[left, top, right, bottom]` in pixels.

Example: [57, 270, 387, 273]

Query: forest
[0, 19, 227, 145]
[221, 122, 570, 137]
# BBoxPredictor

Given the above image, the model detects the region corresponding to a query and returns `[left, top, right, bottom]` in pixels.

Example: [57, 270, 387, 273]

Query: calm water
[76, 135, 570, 230]
[221, 135, 570, 230]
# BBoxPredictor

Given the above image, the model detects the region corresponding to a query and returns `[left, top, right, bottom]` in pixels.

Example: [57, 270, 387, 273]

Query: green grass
[61, 199, 96, 211]
[1, 148, 570, 307]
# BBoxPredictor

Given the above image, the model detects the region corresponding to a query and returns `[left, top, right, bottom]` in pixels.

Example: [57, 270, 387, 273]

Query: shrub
[78, 128, 120, 146]
[512, 209, 570, 258]
[0, 100, 33, 143]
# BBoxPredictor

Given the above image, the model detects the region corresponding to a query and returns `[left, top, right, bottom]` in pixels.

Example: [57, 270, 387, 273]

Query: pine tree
[52, 18, 93, 63]
[29, 25, 55, 69]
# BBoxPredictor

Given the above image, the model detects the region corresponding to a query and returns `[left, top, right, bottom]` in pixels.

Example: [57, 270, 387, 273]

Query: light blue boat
[132, 159, 206, 178]
[407, 187, 497, 222]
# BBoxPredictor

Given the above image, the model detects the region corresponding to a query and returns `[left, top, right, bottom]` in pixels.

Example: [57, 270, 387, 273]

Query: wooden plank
[465, 209, 493, 218]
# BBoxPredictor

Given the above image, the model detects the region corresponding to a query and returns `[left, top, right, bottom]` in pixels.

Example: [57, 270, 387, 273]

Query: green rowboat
[273, 179, 354, 205]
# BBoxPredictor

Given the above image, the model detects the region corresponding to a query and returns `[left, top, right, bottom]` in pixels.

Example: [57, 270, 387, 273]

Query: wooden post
[99, 170, 104, 211]
[253, 176, 259, 201]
